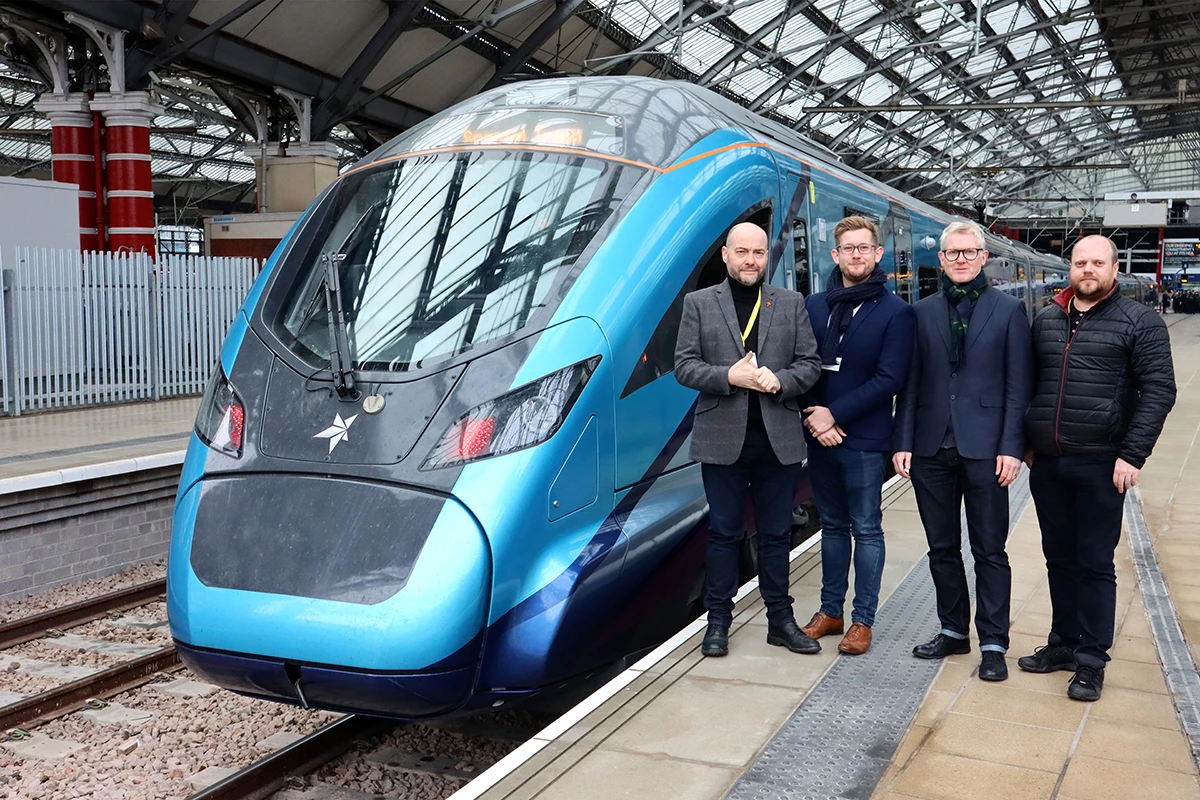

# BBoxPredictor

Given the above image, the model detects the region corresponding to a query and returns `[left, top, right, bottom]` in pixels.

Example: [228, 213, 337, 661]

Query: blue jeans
[807, 444, 888, 626]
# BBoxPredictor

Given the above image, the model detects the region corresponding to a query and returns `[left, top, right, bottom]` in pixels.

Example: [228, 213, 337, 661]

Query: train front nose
[168, 470, 491, 717]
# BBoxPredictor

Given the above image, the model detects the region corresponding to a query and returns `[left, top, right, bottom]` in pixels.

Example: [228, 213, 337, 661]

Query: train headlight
[421, 356, 601, 470]
[195, 366, 245, 458]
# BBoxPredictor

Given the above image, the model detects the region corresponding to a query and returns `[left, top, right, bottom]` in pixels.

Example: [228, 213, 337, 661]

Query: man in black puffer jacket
[1019, 235, 1176, 702]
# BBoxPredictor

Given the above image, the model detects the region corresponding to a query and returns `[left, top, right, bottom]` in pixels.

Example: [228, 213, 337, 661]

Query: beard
[1073, 277, 1114, 300]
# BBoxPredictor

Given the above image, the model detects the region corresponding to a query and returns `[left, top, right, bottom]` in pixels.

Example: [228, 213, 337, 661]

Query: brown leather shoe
[800, 611, 845, 640]
[838, 622, 872, 655]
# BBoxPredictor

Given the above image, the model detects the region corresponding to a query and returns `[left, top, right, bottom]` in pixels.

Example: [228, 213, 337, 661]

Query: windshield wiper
[321, 252, 356, 397]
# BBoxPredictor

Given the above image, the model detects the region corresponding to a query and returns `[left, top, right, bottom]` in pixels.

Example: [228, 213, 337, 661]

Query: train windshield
[274, 150, 637, 372]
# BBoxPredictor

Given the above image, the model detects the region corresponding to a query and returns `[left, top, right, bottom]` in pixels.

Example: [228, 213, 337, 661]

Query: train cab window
[268, 150, 641, 373]
[621, 206, 772, 398]
[793, 219, 810, 295]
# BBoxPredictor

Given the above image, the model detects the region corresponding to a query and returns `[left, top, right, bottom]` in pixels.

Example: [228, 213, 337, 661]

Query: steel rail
[185, 715, 393, 800]
[0, 645, 181, 731]
[0, 578, 167, 650]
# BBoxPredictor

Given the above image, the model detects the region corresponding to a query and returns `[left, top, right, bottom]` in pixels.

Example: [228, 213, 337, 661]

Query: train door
[778, 167, 813, 294]
[890, 202, 916, 304]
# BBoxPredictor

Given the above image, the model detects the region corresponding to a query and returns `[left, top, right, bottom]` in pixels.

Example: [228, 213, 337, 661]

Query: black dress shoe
[979, 651, 1008, 682]
[767, 621, 821, 654]
[912, 633, 971, 660]
[701, 624, 729, 657]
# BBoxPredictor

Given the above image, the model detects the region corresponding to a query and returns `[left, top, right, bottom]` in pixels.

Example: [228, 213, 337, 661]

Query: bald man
[1020, 235, 1176, 701]
[676, 222, 822, 657]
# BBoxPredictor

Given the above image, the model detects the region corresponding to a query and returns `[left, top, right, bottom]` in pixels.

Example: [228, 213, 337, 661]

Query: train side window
[621, 206, 773, 398]
[793, 219, 810, 295]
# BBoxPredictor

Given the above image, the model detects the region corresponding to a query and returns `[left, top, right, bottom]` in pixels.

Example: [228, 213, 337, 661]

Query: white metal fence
[0, 248, 258, 416]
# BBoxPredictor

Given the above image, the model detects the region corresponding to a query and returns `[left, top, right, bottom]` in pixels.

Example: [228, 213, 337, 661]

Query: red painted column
[34, 93, 99, 251]
[91, 92, 160, 258]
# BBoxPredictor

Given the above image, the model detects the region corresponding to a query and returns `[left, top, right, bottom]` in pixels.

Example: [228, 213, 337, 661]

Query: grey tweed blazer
[675, 281, 821, 465]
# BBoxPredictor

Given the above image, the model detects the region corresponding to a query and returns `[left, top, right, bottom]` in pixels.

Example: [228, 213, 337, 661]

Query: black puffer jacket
[1026, 286, 1176, 467]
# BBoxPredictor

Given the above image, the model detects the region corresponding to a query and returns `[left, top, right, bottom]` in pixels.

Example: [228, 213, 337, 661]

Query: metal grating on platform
[1124, 489, 1200, 767]
[724, 473, 1031, 800]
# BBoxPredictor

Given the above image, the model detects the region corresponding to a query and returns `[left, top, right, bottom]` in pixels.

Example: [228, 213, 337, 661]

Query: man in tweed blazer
[675, 222, 822, 658]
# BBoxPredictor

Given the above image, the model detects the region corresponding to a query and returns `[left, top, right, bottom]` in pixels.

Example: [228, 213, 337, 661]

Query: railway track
[185, 715, 394, 800]
[0, 577, 181, 732]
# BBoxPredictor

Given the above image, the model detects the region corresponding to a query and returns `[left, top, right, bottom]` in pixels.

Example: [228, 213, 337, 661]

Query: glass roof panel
[815, 49, 866, 85]
[728, 0, 786, 32]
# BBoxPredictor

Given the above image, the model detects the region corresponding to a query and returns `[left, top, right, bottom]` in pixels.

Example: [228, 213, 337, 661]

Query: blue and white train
[167, 77, 1149, 718]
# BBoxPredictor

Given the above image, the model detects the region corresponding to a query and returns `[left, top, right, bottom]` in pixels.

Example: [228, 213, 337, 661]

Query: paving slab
[256, 730, 306, 751]
[0, 735, 86, 760]
[188, 766, 240, 790]
[368, 746, 487, 781]
[7, 657, 96, 681]
[276, 782, 385, 800]
[148, 678, 220, 697]
[42, 633, 162, 657]
[109, 615, 169, 632]
[80, 701, 156, 727]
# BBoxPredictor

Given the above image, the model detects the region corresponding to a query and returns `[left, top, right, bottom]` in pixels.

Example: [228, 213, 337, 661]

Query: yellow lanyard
[741, 289, 762, 344]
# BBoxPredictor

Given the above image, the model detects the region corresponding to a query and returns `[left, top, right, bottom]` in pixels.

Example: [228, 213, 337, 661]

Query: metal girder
[146, 0, 271, 73]
[125, 0, 200, 88]
[697, 5, 797, 86]
[748, 6, 894, 111]
[30, 0, 430, 133]
[600, 0, 716, 76]
[801, 96, 1200, 113]
[311, 0, 423, 139]
[484, 0, 587, 90]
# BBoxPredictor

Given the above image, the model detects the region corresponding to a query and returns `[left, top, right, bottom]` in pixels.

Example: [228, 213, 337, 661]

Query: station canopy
[1, 0, 1198, 222]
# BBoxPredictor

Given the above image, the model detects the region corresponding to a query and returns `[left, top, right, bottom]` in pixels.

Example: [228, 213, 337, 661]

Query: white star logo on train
[314, 413, 358, 454]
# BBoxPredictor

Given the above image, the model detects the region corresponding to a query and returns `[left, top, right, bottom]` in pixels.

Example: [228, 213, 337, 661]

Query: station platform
[0, 397, 196, 489]
[457, 313, 1200, 800]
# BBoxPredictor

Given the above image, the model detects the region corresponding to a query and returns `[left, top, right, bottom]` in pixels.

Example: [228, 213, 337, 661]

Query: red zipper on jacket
[1053, 311, 1082, 454]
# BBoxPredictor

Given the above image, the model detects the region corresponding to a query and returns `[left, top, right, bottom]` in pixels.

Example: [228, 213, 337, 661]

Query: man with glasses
[893, 219, 1032, 682]
[798, 216, 915, 655]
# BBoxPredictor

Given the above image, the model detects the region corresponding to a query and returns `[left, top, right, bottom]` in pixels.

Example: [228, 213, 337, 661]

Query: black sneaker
[1017, 645, 1077, 674]
[979, 651, 1008, 682]
[1068, 665, 1104, 701]
[701, 624, 729, 657]
[766, 620, 821, 654]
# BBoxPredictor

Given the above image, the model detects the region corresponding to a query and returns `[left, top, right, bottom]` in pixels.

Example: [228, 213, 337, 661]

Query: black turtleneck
[728, 276, 765, 430]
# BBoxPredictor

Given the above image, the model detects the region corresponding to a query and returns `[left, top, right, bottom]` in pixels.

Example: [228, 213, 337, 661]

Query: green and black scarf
[942, 270, 989, 366]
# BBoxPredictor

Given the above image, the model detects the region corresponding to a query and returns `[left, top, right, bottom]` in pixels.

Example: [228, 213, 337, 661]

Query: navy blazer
[802, 289, 916, 453]
[893, 288, 1033, 460]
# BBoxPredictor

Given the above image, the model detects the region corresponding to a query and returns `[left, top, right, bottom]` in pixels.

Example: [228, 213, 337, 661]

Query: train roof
[364, 76, 1094, 271]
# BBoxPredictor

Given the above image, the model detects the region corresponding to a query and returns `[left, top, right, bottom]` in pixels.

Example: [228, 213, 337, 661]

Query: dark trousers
[1029, 453, 1125, 670]
[700, 427, 800, 628]
[911, 447, 1012, 650]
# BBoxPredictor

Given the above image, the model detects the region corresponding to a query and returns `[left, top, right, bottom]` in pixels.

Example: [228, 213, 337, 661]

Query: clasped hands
[802, 404, 847, 446]
[727, 351, 780, 394]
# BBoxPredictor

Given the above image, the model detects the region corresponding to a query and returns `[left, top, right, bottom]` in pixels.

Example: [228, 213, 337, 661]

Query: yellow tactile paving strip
[874, 314, 1200, 800]
[0, 397, 196, 479]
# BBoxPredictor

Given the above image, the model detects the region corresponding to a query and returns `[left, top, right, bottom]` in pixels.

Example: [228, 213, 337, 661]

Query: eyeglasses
[836, 244, 878, 255]
[942, 248, 983, 261]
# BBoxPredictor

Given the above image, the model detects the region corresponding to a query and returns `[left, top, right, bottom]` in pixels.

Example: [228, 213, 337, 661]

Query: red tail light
[196, 367, 246, 458]
[227, 404, 245, 451]
[460, 417, 495, 459]
[422, 356, 601, 470]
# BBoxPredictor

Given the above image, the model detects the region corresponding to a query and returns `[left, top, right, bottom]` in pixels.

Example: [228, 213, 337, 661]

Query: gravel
[0, 562, 166, 624]
[0, 563, 547, 800]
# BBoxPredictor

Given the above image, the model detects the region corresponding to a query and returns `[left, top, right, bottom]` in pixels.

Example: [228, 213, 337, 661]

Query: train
[166, 76, 1151, 719]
